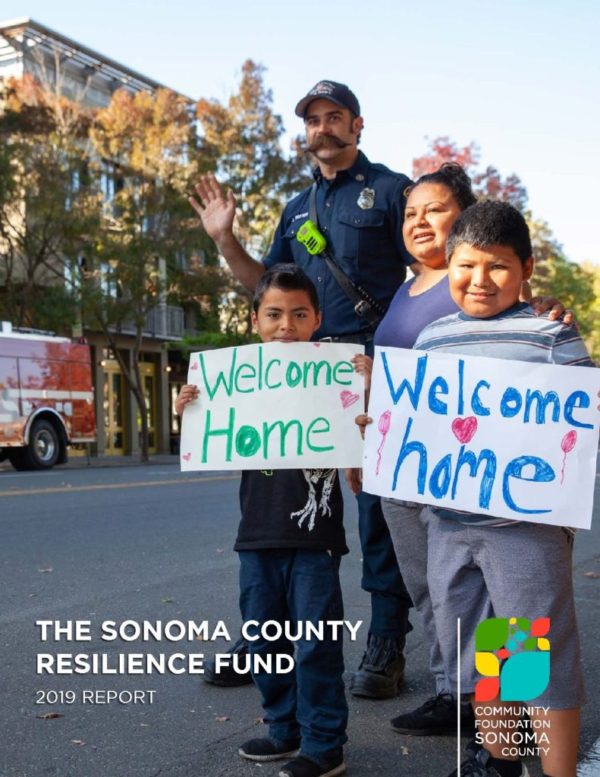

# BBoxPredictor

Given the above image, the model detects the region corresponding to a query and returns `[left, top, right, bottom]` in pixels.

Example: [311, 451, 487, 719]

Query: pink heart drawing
[312, 342, 321, 347]
[451, 416, 478, 444]
[182, 452, 191, 461]
[190, 361, 199, 371]
[340, 390, 360, 409]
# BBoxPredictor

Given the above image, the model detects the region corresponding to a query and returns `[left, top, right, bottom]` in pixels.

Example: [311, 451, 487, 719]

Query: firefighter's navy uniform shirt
[263, 152, 413, 339]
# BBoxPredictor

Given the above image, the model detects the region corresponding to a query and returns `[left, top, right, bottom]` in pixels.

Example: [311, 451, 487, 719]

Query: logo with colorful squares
[474, 617, 551, 702]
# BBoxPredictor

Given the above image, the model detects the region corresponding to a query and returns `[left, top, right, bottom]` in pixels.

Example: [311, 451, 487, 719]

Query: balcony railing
[109, 304, 184, 340]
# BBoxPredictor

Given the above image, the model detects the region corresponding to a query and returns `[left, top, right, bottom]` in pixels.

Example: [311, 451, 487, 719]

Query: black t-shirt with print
[234, 469, 347, 555]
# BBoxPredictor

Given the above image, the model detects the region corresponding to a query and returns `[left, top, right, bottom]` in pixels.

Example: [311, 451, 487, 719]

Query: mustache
[305, 134, 351, 153]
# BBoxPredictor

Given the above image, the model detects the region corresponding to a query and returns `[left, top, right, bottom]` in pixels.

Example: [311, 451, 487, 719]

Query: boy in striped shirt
[413, 200, 594, 777]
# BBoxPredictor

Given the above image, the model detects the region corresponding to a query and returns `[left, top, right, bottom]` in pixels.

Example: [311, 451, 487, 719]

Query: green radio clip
[296, 219, 327, 256]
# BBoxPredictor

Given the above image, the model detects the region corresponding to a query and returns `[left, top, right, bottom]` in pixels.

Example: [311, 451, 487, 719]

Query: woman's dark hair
[253, 263, 320, 313]
[407, 163, 477, 211]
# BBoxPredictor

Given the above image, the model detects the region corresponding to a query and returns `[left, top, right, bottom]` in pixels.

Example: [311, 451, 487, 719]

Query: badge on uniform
[357, 187, 375, 209]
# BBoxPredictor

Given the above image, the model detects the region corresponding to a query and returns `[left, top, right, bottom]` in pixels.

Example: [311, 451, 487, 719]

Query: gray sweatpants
[381, 498, 451, 696]
[425, 512, 585, 708]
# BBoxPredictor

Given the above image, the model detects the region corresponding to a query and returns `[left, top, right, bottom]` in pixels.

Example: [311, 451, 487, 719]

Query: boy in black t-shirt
[176, 265, 348, 777]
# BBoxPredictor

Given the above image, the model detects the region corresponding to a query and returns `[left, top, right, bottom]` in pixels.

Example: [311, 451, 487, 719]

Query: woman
[374, 163, 475, 351]
[370, 164, 475, 737]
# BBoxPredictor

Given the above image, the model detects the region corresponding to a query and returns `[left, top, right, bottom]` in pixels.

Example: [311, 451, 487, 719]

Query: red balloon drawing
[376, 410, 392, 475]
[560, 430, 577, 484]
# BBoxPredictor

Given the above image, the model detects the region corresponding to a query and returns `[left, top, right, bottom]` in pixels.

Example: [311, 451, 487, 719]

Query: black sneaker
[204, 637, 253, 687]
[447, 747, 530, 777]
[390, 692, 458, 735]
[278, 751, 346, 777]
[390, 692, 475, 736]
[238, 737, 300, 762]
[349, 634, 405, 699]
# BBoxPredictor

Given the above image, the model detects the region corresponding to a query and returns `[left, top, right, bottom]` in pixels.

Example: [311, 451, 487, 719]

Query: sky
[3, 0, 600, 265]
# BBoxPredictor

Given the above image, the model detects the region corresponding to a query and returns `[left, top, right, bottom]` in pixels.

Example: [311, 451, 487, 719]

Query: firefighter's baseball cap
[295, 80, 361, 118]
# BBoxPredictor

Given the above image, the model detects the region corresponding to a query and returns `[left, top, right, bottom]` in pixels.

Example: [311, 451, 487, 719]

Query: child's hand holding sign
[175, 384, 199, 416]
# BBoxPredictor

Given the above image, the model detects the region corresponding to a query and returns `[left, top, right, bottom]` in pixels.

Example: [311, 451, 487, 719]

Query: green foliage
[531, 253, 594, 327]
[192, 61, 313, 341]
[0, 75, 101, 327]
[30, 283, 79, 334]
[0, 73, 215, 459]
[1, 63, 310, 343]
[579, 263, 600, 360]
[195, 60, 311, 256]
[179, 329, 258, 351]
[531, 249, 600, 360]
[87, 87, 203, 324]
[196, 61, 283, 253]
[528, 212, 599, 359]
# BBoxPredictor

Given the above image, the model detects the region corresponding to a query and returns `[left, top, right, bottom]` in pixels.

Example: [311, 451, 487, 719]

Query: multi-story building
[0, 17, 193, 457]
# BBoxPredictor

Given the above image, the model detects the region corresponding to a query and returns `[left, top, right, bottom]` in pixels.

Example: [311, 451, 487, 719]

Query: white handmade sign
[362, 347, 599, 529]
[180, 342, 364, 470]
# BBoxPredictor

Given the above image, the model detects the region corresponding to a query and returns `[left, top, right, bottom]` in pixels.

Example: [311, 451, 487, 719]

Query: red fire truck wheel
[10, 419, 62, 471]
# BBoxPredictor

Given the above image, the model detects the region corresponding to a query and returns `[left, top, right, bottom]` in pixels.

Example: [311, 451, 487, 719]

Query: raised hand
[188, 173, 265, 293]
[189, 174, 237, 244]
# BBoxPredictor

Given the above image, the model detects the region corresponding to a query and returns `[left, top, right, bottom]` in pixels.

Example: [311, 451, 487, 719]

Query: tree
[197, 60, 302, 252]
[85, 87, 208, 461]
[1, 59, 319, 459]
[0, 74, 101, 329]
[579, 262, 600, 360]
[529, 220, 600, 358]
[195, 61, 312, 337]
[0, 70, 230, 461]
[412, 136, 528, 210]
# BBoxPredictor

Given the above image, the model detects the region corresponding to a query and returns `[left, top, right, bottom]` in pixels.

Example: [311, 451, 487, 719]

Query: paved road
[0, 457, 599, 777]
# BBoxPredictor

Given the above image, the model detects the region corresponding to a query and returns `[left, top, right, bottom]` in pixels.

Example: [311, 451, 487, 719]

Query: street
[1, 458, 599, 777]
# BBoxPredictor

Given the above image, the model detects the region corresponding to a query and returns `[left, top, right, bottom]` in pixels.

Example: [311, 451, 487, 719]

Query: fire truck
[0, 322, 96, 470]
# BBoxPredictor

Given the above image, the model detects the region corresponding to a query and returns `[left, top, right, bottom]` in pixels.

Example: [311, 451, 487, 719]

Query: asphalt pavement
[0, 455, 599, 777]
